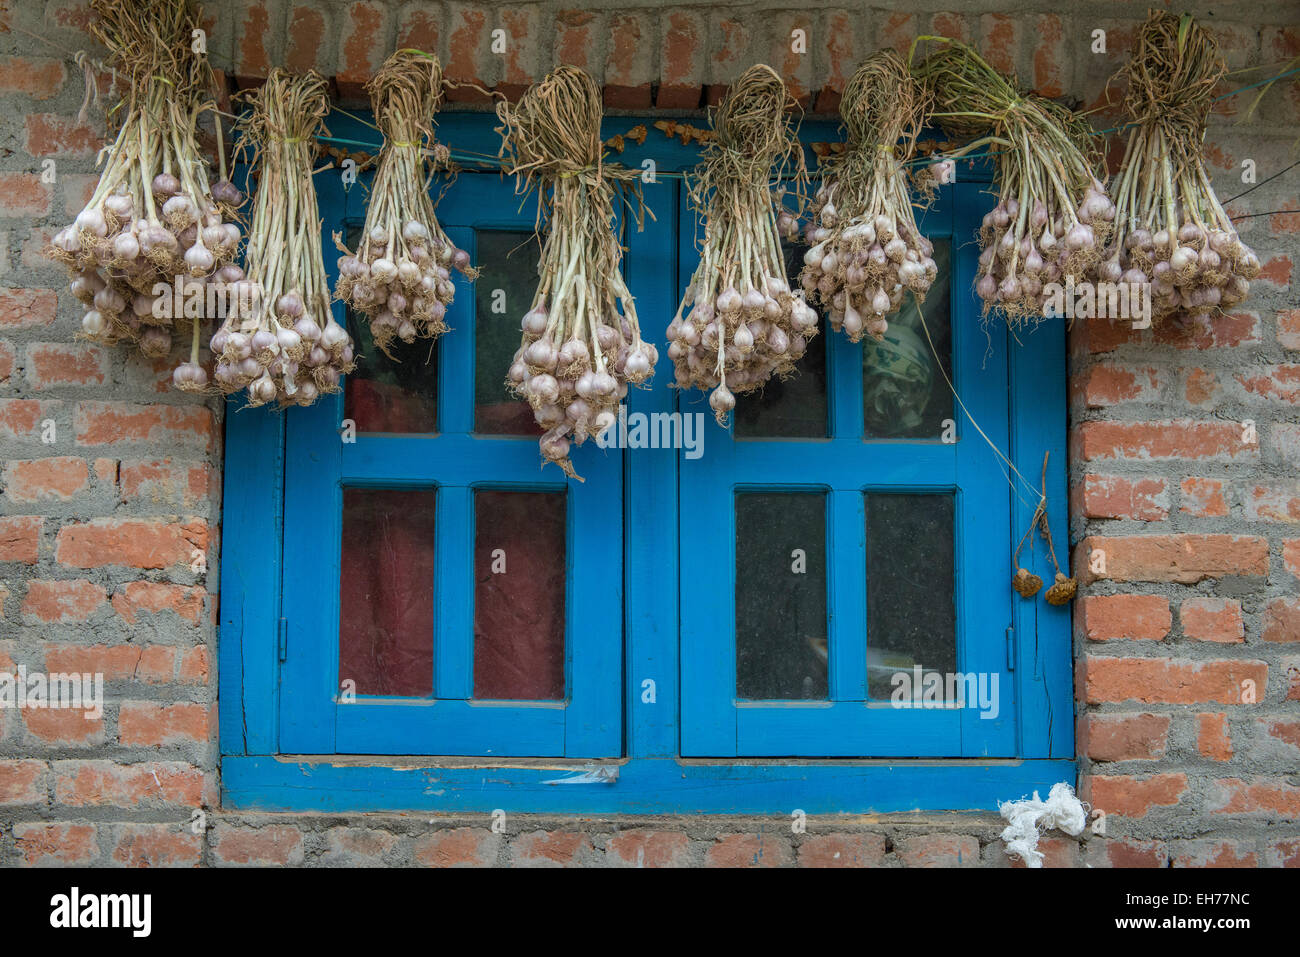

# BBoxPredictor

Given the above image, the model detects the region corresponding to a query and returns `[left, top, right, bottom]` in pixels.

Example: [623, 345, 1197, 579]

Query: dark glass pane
[475, 230, 543, 435]
[735, 491, 828, 699]
[734, 241, 828, 438]
[344, 315, 439, 433]
[473, 490, 566, 700]
[339, 488, 436, 696]
[863, 239, 953, 439]
[341, 219, 439, 434]
[865, 493, 957, 699]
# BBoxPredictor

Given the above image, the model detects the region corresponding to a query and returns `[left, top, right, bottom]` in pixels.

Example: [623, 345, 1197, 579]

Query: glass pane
[339, 488, 436, 696]
[734, 241, 828, 437]
[735, 491, 828, 699]
[863, 239, 952, 440]
[865, 493, 957, 700]
[473, 490, 566, 699]
[475, 230, 543, 436]
[344, 313, 439, 433]
[341, 220, 439, 434]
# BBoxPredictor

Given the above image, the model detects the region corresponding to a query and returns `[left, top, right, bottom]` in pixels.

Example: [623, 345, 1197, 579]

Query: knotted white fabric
[998, 782, 1088, 868]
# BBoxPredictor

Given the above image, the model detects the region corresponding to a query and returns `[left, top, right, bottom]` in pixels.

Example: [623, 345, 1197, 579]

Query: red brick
[1263, 598, 1300, 643]
[336, 2, 390, 100]
[1155, 312, 1260, 349]
[1078, 594, 1170, 641]
[1268, 837, 1300, 867]
[1077, 534, 1269, 584]
[413, 827, 500, 867]
[1032, 14, 1066, 98]
[979, 14, 1018, 75]
[657, 10, 705, 109]
[1212, 778, 1300, 818]
[322, 826, 399, 865]
[1076, 421, 1254, 463]
[798, 832, 887, 867]
[1083, 657, 1267, 705]
[877, 11, 916, 56]
[1083, 713, 1170, 761]
[1078, 365, 1160, 406]
[1085, 773, 1187, 818]
[813, 10, 858, 113]
[0, 339, 13, 383]
[705, 15, 750, 103]
[1270, 202, 1300, 236]
[284, 4, 329, 75]
[179, 646, 210, 683]
[0, 172, 53, 217]
[3, 457, 89, 503]
[0, 515, 42, 563]
[498, 6, 542, 98]
[1264, 718, 1300, 754]
[605, 828, 692, 867]
[23, 708, 105, 746]
[118, 702, 211, 747]
[1278, 309, 1300, 350]
[1287, 657, 1300, 701]
[55, 518, 208, 570]
[604, 13, 654, 109]
[769, 12, 814, 108]
[213, 824, 305, 866]
[1081, 474, 1168, 521]
[705, 832, 792, 867]
[1197, 713, 1233, 761]
[119, 459, 211, 507]
[1246, 483, 1300, 522]
[21, 578, 105, 623]
[1101, 838, 1169, 868]
[0, 759, 47, 805]
[1258, 255, 1293, 288]
[511, 830, 594, 867]
[1184, 368, 1219, 405]
[112, 824, 203, 867]
[0, 288, 57, 329]
[111, 581, 204, 625]
[1181, 477, 1228, 517]
[234, 0, 274, 83]
[62, 174, 97, 218]
[1172, 839, 1257, 868]
[24, 114, 101, 157]
[395, 6, 439, 52]
[0, 56, 66, 99]
[44, 644, 174, 684]
[1237, 365, 1300, 404]
[13, 823, 96, 865]
[75, 402, 213, 449]
[27, 340, 110, 386]
[554, 9, 604, 78]
[54, 760, 203, 808]
[1180, 598, 1245, 643]
[896, 834, 979, 867]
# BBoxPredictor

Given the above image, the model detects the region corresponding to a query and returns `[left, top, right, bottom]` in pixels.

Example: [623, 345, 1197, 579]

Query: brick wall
[1, 1, 1297, 867]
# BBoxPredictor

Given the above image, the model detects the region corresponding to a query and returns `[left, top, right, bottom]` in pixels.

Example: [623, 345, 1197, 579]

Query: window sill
[222, 755, 1077, 814]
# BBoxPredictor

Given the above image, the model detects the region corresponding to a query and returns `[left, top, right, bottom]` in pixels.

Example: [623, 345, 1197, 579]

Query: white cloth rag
[998, 782, 1088, 868]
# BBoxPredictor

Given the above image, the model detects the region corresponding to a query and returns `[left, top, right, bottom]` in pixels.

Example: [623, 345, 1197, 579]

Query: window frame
[219, 111, 1074, 813]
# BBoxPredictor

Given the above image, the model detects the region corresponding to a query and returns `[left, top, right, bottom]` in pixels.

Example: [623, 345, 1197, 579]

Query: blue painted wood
[217, 400, 283, 756]
[225, 754, 1076, 814]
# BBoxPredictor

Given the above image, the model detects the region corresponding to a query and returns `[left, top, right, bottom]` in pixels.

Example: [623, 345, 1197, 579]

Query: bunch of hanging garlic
[799, 52, 936, 342]
[496, 66, 657, 478]
[669, 64, 817, 424]
[1104, 11, 1259, 323]
[44, 0, 243, 391]
[334, 49, 476, 354]
[209, 70, 354, 407]
[915, 37, 1115, 326]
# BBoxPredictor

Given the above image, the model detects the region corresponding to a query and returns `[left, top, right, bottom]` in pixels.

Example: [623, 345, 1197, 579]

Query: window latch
[278, 617, 288, 662]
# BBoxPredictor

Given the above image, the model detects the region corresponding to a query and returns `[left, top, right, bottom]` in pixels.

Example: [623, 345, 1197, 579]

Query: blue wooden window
[219, 113, 1074, 812]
